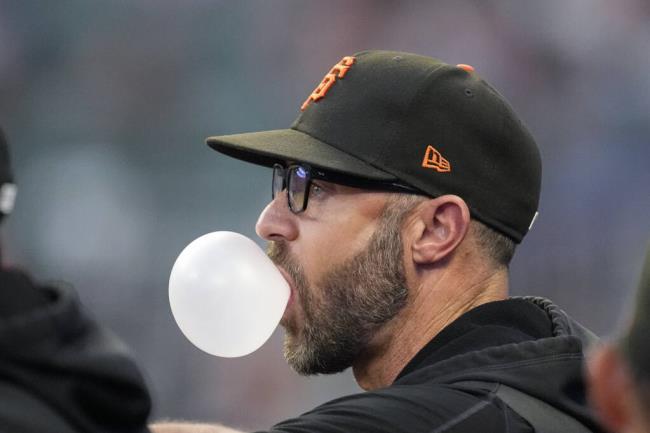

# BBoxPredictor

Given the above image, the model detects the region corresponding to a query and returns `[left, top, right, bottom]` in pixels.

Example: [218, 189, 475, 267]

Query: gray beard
[267, 207, 408, 376]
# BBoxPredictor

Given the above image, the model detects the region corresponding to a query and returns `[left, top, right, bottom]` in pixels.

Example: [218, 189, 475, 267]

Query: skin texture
[152, 180, 510, 431]
[588, 343, 650, 433]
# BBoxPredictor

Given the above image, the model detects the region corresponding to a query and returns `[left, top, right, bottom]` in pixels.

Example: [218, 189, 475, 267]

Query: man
[589, 245, 650, 433]
[0, 127, 151, 433]
[154, 51, 605, 432]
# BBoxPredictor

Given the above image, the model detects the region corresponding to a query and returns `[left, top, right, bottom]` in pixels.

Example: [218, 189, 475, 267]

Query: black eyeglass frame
[272, 163, 424, 214]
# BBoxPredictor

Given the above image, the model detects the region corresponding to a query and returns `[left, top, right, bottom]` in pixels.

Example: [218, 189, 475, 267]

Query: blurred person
[0, 127, 151, 433]
[154, 51, 605, 433]
[589, 245, 650, 433]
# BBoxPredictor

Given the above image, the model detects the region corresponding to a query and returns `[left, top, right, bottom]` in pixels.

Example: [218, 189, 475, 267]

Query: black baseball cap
[207, 50, 541, 242]
[0, 127, 17, 219]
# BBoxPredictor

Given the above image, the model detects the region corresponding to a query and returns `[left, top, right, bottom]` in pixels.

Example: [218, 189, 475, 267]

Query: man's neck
[351, 268, 508, 390]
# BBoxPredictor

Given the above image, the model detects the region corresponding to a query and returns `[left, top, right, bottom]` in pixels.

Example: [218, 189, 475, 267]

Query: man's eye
[310, 182, 326, 197]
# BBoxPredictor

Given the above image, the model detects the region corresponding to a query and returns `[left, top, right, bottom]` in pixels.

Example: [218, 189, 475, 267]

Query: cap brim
[206, 128, 395, 181]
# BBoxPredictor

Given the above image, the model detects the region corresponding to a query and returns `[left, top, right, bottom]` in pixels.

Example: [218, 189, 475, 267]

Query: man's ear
[588, 344, 635, 433]
[409, 195, 471, 265]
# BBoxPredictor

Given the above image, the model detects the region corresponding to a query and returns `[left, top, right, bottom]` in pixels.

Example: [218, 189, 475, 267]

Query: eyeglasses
[272, 163, 423, 213]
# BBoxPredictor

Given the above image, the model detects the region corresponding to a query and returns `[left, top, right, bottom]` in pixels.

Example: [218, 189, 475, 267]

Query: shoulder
[257, 383, 530, 433]
[0, 379, 79, 433]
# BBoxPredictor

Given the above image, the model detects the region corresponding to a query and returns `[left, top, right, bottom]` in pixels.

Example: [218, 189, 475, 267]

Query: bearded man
[153, 51, 605, 433]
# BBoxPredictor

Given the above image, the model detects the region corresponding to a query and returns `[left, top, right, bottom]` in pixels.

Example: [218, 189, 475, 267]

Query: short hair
[470, 220, 517, 267]
[385, 194, 516, 268]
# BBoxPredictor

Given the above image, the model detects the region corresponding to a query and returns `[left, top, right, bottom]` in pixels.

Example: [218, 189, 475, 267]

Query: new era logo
[422, 146, 451, 172]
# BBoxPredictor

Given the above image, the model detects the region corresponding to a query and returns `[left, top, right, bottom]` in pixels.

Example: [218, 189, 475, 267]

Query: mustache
[267, 241, 298, 278]
[267, 241, 307, 294]
[267, 240, 290, 266]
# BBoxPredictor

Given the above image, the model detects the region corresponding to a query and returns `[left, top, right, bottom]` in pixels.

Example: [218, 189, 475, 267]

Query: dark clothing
[260, 297, 605, 433]
[0, 268, 151, 433]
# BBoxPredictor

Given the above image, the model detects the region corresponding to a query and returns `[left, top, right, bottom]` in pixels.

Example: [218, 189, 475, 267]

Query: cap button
[456, 64, 475, 73]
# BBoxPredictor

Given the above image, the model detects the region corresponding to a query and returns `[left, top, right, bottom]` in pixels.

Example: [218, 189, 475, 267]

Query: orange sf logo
[301, 56, 356, 111]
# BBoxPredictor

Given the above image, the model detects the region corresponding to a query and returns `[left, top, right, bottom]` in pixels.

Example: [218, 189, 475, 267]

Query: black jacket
[0, 268, 151, 433]
[261, 297, 606, 433]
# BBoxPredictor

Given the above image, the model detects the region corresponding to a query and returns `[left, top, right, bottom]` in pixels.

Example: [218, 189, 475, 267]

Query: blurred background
[0, 0, 648, 430]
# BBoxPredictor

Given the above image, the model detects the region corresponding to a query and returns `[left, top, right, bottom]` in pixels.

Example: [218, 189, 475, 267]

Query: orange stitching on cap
[422, 145, 451, 173]
[301, 56, 356, 111]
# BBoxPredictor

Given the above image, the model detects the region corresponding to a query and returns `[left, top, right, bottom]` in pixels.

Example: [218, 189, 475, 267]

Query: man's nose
[255, 191, 298, 242]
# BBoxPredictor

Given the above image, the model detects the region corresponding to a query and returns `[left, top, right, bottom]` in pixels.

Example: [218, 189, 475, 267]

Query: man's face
[256, 180, 411, 375]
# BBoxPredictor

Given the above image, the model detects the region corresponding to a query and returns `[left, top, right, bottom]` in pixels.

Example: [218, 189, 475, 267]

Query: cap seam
[380, 63, 448, 171]
[405, 62, 449, 112]
[360, 62, 448, 183]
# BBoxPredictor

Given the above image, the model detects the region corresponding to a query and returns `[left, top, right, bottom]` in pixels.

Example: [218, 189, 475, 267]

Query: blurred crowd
[0, 1, 648, 430]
